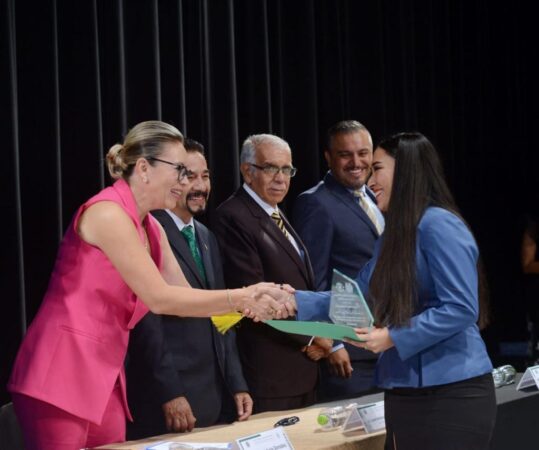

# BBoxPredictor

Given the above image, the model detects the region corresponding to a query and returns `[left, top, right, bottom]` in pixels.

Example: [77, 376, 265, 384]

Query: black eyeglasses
[250, 163, 297, 177]
[147, 157, 188, 181]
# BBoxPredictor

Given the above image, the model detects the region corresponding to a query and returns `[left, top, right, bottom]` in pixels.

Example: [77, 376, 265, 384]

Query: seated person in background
[285, 132, 496, 450]
[126, 139, 252, 439]
[521, 210, 539, 365]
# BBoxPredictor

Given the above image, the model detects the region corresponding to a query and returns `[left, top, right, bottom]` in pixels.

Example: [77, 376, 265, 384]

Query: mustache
[186, 190, 209, 201]
[344, 165, 367, 170]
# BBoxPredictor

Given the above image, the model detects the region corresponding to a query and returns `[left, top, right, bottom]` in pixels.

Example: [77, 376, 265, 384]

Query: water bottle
[492, 365, 516, 388]
[317, 406, 348, 431]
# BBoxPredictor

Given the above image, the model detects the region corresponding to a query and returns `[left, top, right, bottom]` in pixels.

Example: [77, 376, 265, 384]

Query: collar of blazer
[323, 172, 380, 237]
[151, 210, 208, 288]
[237, 187, 315, 288]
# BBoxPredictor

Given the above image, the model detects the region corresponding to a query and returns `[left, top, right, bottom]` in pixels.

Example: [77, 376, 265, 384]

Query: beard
[186, 190, 208, 217]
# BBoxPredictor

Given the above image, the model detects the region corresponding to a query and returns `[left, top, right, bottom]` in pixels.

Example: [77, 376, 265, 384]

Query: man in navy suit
[126, 139, 252, 439]
[293, 120, 384, 401]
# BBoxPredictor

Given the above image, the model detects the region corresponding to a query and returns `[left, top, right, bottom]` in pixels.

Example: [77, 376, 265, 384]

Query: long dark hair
[369, 132, 489, 329]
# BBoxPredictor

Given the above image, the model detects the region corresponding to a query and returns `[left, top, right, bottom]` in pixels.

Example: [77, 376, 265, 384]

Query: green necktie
[181, 225, 207, 284]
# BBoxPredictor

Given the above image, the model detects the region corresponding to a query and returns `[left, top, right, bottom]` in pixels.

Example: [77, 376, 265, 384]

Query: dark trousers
[127, 381, 232, 440]
[384, 373, 496, 450]
[252, 389, 316, 414]
[317, 359, 378, 402]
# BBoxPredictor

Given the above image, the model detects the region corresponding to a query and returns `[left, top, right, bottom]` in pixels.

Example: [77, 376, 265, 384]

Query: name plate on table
[343, 401, 385, 434]
[330, 269, 373, 328]
[517, 365, 539, 390]
[232, 427, 294, 450]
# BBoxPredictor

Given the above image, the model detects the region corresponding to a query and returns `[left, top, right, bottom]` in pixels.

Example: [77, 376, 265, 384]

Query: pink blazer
[8, 179, 162, 425]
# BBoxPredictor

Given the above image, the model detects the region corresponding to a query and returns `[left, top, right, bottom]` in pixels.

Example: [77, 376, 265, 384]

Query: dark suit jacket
[293, 172, 379, 291]
[213, 187, 317, 400]
[126, 210, 248, 439]
[293, 172, 379, 370]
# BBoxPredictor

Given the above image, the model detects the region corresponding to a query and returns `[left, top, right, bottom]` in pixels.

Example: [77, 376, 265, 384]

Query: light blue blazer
[295, 207, 493, 389]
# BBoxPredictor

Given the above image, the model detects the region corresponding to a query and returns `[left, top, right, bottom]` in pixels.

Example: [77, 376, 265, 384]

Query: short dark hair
[327, 120, 369, 149]
[184, 138, 205, 155]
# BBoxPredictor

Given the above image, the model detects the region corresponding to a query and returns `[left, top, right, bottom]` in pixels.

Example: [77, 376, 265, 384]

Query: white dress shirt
[243, 183, 301, 255]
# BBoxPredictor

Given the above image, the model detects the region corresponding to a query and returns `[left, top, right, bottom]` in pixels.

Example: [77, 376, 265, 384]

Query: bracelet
[226, 289, 235, 311]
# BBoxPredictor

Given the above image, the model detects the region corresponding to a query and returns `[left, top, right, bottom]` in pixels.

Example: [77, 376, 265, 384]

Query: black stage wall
[1, 0, 537, 404]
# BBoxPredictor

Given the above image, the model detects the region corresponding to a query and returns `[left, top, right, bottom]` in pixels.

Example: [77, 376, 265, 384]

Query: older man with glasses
[214, 134, 320, 413]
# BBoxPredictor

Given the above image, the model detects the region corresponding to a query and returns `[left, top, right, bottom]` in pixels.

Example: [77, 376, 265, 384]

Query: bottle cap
[317, 414, 329, 426]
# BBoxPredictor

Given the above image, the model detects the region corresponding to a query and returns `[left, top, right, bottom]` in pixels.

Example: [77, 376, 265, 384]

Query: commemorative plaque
[329, 269, 373, 328]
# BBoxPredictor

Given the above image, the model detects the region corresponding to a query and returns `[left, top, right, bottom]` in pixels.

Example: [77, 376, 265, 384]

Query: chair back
[0, 402, 25, 450]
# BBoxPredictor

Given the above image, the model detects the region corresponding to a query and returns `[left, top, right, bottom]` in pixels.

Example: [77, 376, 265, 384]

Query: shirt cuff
[330, 343, 345, 353]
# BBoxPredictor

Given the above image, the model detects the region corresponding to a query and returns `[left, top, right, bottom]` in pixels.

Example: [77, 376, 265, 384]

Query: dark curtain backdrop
[1, 0, 537, 404]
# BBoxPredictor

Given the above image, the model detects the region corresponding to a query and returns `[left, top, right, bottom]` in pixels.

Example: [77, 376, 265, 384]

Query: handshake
[237, 282, 298, 321]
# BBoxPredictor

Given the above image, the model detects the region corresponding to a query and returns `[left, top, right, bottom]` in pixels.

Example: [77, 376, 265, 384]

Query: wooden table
[94, 395, 386, 450]
[93, 372, 539, 450]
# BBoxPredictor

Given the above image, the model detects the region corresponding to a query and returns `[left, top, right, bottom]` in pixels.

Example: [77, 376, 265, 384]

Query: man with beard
[292, 120, 384, 401]
[126, 139, 252, 439]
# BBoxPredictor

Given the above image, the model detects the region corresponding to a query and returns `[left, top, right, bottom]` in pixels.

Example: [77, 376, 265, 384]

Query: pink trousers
[12, 383, 126, 450]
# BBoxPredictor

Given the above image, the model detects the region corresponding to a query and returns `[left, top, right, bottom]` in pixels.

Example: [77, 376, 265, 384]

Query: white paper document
[232, 426, 294, 450]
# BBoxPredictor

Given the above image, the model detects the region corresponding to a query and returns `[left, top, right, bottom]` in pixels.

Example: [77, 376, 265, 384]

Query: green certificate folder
[265, 320, 364, 342]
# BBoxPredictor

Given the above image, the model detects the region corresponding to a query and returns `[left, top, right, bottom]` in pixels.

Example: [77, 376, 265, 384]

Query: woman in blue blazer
[293, 132, 496, 450]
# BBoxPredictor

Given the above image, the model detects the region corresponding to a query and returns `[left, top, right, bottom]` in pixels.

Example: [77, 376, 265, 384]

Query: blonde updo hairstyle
[106, 120, 184, 180]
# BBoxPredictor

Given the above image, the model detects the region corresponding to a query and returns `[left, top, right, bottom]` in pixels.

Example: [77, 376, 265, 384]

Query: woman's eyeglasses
[148, 157, 188, 181]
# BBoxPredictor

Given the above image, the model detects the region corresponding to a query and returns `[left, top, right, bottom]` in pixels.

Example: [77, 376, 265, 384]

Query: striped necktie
[271, 211, 291, 239]
[181, 225, 207, 284]
[353, 190, 383, 235]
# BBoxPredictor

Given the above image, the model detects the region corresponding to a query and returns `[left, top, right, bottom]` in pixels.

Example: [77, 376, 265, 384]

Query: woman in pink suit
[8, 121, 288, 450]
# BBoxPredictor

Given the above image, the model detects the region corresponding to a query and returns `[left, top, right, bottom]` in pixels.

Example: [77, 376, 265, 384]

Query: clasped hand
[302, 337, 333, 361]
[241, 282, 297, 321]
